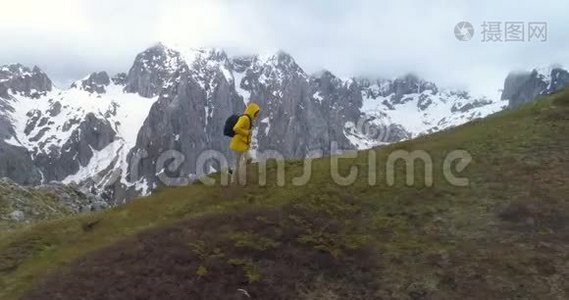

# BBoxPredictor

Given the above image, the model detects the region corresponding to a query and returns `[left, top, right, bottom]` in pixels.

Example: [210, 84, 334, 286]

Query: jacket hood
[244, 102, 261, 119]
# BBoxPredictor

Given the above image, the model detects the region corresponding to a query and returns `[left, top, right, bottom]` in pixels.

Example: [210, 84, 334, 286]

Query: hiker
[225, 102, 261, 184]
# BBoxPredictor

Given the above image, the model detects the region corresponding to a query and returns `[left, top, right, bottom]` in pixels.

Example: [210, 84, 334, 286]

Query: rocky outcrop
[451, 96, 493, 113]
[111, 72, 127, 85]
[0, 142, 42, 185]
[0, 64, 52, 98]
[71, 71, 111, 93]
[307, 70, 363, 151]
[502, 71, 547, 107]
[502, 67, 569, 107]
[0, 177, 107, 226]
[33, 112, 117, 181]
[390, 74, 438, 103]
[550, 68, 569, 92]
[0, 65, 49, 185]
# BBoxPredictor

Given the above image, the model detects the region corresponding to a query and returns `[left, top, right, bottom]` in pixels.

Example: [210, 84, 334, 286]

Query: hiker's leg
[237, 151, 249, 185]
[231, 151, 243, 184]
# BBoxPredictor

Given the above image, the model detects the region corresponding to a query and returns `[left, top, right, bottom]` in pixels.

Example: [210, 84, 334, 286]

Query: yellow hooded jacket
[230, 102, 261, 152]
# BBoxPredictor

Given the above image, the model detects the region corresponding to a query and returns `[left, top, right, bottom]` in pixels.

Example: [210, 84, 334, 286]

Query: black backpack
[223, 114, 252, 137]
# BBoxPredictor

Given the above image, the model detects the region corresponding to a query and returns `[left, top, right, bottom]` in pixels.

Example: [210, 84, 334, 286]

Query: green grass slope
[2, 89, 569, 299]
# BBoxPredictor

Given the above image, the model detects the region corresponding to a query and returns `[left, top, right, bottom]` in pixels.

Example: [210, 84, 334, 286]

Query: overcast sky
[1, 0, 568, 96]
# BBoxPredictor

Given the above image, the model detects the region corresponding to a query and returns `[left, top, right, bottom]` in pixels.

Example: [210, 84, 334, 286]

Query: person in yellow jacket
[230, 102, 261, 184]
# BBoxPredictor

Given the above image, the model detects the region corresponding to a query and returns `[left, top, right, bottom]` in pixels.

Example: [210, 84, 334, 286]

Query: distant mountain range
[0, 43, 567, 205]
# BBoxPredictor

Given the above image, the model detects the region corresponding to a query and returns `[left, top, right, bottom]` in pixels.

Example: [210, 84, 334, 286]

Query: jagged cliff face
[234, 53, 362, 156]
[127, 55, 241, 190]
[306, 70, 363, 152]
[502, 67, 569, 107]
[0, 64, 52, 99]
[0, 64, 51, 185]
[0, 43, 513, 203]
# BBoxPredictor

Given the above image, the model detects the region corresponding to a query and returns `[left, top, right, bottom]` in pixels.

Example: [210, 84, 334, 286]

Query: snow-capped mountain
[2, 43, 546, 204]
[0, 62, 158, 201]
[502, 66, 569, 107]
[348, 75, 507, 148]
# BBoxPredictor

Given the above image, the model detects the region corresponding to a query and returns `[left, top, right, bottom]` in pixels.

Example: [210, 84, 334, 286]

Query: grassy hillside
[1, 89, 569, 299]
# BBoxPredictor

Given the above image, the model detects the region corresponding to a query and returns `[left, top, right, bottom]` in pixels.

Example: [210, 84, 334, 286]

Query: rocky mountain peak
[548, 67, 569, 92]
[357, 74, 439, 104]
[264, 50, 304, 75]
[231, 55, 257, 73]
[70, 71, 111, 94]
[111, 72, 127, 85]
[356, 77, 391, 96]
[315, 69, 337, 80]
[246, 51, 307, 93]
[0, 177, 108, 225]
[267, 50, 294, 64]
[168, 47, 231, 70]
[0, 64, 52, 99]
[311, 70, 350, 91]
[202, 48, 229, 62]
[182, 48, 231, 71]
[502, 66, 569, 107]
[1, 63, 32, 77]
[124, 44, 185, 98]
[391, 74, 438, 98]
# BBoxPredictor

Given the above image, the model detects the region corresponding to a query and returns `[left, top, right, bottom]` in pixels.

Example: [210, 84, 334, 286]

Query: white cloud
[0, 0, 91, 33]
[0, 0, 568, 96]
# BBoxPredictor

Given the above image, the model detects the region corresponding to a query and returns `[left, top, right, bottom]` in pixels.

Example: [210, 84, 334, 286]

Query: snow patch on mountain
[358, 84, 508, 138]
[233, 70, 251, 105]
[6, 81, 157, 185]
[313, 91, 324, 104]
[3, 135, 21, 147]
[62, 140, 122, 184]
[535, 66, 553, 87]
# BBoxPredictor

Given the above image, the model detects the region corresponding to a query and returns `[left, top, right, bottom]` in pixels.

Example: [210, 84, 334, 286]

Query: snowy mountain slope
[53, 84, 157, 186]
[338, 76, 507, 148]
[1, 67, 157, 197]
[361, 88, 507, 134]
